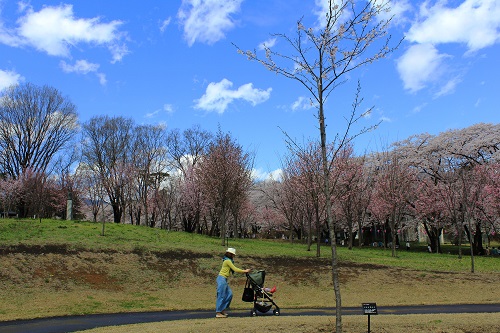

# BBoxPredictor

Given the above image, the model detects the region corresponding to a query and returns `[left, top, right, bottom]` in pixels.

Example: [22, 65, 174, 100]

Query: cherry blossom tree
[178, 165, 208, 233]
[369, 151, 417, 257]
[286, 141, 328, 256]
[0, 176, 21, 217]
[235, 0, 401, 329]
[412, 177, 449, 254]
[332, 151, 371, 250]
[261, 175, 305, 242]
[194, 129, 253, 244]
[17, 168, 67, 221]
[392, 123, 500, 264]
[481, 163, 500, 245]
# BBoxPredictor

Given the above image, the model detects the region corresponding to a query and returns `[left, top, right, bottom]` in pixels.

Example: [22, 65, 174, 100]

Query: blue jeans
[216, 275, 233, 312]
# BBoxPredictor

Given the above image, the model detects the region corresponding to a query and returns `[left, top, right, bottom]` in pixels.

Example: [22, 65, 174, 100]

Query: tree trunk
[111, 203, 121, 223]
[465, 220, 475, 273]
[315, 205, 321, 257]
[316, 223, 321, 257]
[423, 221, 441, 254]
[318, 89, 342, 332]
[348, 221, 354, 250]
[474, 222, 484, 255]
[457, 222, 463, 259]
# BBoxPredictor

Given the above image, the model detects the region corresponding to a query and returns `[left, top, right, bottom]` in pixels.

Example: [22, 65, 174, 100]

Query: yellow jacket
[219, 258, 246, 278]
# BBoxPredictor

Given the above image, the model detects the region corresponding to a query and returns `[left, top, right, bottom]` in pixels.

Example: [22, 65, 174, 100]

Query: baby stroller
[242, 270, 280, 316]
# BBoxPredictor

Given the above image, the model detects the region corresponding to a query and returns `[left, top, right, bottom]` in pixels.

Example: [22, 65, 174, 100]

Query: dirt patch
[0, 244, 498, 321]
[0, 244, 79, 255]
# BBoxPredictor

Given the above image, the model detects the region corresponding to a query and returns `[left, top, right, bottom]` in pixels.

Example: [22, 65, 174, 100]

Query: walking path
[0, 304, 498, 333]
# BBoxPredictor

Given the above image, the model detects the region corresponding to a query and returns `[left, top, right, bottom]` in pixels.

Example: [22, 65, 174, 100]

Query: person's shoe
[269, 286, 277, 293]
[221, 311, 229, 317]
[216, 312, 228, 318]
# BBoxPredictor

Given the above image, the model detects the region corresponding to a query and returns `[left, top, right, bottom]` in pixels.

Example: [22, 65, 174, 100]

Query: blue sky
[1, 0, 499, 180]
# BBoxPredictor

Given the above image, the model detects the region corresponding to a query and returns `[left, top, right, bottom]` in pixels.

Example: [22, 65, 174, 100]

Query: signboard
[362, 303, 378, 333]
[362, 303, 378, 315]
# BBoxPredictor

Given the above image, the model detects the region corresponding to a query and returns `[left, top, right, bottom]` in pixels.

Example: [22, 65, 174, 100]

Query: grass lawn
[0, 218, 499, 332]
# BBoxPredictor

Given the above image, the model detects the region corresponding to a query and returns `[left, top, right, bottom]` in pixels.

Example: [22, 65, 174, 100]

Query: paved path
[0, 304, 498, 333]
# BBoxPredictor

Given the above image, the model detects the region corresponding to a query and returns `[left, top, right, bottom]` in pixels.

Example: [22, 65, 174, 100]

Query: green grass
[1, 218, 498, 273]
[0, 218, 498, 322]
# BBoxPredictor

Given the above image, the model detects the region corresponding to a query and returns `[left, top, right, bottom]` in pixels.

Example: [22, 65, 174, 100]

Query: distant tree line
[264, 123, 500, 267]
[1, 83, 500, 258]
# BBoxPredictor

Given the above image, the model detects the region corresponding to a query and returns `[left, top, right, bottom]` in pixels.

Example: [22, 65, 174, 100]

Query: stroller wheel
[273, 309, 280, 316]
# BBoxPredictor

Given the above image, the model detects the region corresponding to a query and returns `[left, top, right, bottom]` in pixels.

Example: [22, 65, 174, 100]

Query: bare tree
[166, 125, 213, 178]
[81, 116, 134, 223]
[235, 1, 400, 330]
[0, 83, 78, 178]
[0, 83, 78, 216]
[131, 124, 169, 227]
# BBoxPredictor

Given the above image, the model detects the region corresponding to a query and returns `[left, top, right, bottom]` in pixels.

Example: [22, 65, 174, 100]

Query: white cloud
[258, 37, 276, 51]
[145, 109, 160, 118]
[163, 104, 174, 114]
[177, 0, 242, 46]
[434, 76, 462, 98]
[96, 73, 107, 85]
[60, 59, 107, 85]
[60, 59, 99, 74]
[0, 69, 24, 90]
[195, 78, 271, 114]
[407, 0, 500, 52]
[378, 0, 412, 25]
[0, 4, 127, 61]
[146, 105, 173, 119]
[411, 103, 427, 114]
[268, 168, 283, 182]
[361, 108, 372, 119]
[313, 0, 353, 29]
[291, 96, 315, 111]
[251, 168, 282, 182]
[396, 43, 449, 93]
[159, 17, 171, 33]
[397, 0, 500, 95]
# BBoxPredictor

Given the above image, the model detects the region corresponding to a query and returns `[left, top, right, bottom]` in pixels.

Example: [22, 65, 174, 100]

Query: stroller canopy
[247, 270, 265, 287]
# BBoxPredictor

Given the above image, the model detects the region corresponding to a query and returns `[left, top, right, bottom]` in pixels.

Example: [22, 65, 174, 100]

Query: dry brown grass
[78, 314, 500, 333]
[0, 250, 498, 322]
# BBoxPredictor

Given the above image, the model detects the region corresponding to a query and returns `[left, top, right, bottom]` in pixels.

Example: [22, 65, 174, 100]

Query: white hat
[226, 248, 236, 255]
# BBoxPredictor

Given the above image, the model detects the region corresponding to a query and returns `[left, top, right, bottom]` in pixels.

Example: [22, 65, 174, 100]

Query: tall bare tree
[81, 116, 134, 223]
[0, 83, 78, 178]
[235, 1, 400, 330]
[166, 125, 213, 178]
[0, 83, 78, 216]
[131, 124, 169, 227]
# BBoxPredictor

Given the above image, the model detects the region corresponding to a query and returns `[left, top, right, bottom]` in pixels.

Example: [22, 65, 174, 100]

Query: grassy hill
[0, 219, 499, 322]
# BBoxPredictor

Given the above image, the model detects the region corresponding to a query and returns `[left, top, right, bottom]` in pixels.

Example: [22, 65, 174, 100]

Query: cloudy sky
[1, 0, 499, 180]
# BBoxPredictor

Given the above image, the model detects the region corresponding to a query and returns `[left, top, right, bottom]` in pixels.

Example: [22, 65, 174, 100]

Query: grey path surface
[0, 304, 498, 333]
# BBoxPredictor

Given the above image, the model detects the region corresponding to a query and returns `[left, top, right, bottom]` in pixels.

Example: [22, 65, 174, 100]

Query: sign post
[362, 303, 378, 333]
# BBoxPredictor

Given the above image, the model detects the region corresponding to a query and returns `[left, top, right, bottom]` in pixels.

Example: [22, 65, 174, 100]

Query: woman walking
[216, 247, 251, 318]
